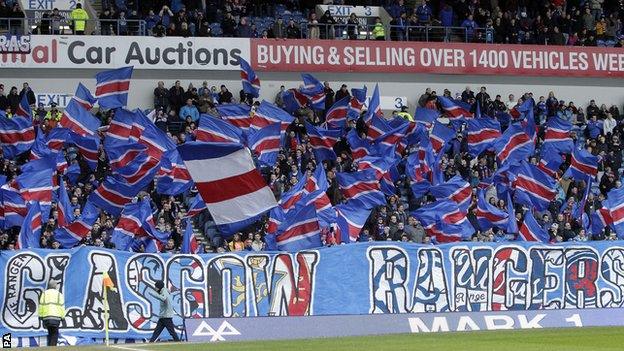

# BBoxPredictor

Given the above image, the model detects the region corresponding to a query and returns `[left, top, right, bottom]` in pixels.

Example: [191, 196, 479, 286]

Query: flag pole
[104, 285, 110, 346]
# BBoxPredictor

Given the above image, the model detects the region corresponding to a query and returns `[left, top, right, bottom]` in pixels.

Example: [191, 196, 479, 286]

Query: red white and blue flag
[251, 100, 295, 131]
[429, 175, 473, 213]
[346, 129, 371, 162]
[268, 203, 322, 251]
[364, 84, 383, 124]
[334, 201, 372, 244]
[0, 113, 35, 159]
[537, 143, 563, 178]
[325, 96, 350, 129]
[518, 209, 550, 242]
[16, 202, 42, 249]
[305, 122, 341, 162]
[248, 122, 282, 167]
[95, 66, 133, 110]
[605, 187, 624, 239]
[591, 206, 613, 236]
[2, 183, 27, 228]
[88, 175, 140, 215]
[181, 219, 202, 254]
[57, 179, 75, 228]
[414, 107, 439, 128]
[15, 93, 32, 118]
[16, 168, 53, 206]
[74, 83, 97, 110]
[239, 57, 260, 98]
[475, 189, 509, 231]
[54, 201, 100, 248]
[466, 117, 501, 157]
[412, 200, 474, 243]
[300, 73, 325, 110]
[196, 114, 244, 144]
[543, 117, 573, 154]
[348, 86, 367, 120]
[282, 89, 309, 114]
[513, 161, 557, 211]
[429, 121, 455, 154]
[178, 142, 277, 227]
[60, 99, 102, 137]
[564, 148, 599, 181]
[185, 195, 207, 218]
[438, 96, 473, 121]
[493, 123, 534, 165]
[156, 149, 193, 195]
[336, 169, 386, 209]
[216, 104, 253, 130]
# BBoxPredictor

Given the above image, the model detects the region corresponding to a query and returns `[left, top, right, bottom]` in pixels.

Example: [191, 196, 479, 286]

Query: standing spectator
[179, 99, 199, 122]
[308, 13, 319, 39]
[415, 0, 432, 25]
[347, 13, 359, 40]
[286, 19, 301, 39]
[475, 86, 490, 111]
[19, 82, 35, 106]
[0, 85, 7, 111]
[222, 12, 236, 37]
[70, 3, 89, 35]
[153, 81, 169, 111]
[271, 17, 286, 38]
[604, 113, 617, 136]
[319, 10, 336, 39]
[372, 17, 385, 40]
[236, 17, 252, 38]
[274, 85, 286, 108]
[7, 86, 19, 112]
[323, 82, 334, 110]
[550, 26, 566, 45]
[218, 85, 233, 104]
[390, 12, 408, 41]
[439, 4, 453, 27]
[100, 8, 115, 35]
[168, 81, 185, 113]
[49, 8, 63, 35]
[582, 8, 596, 32]
[461, 86, 474, 103]
[461, 14, 477, 41]
[334, 84, 350, 103]
[144, 9, 160, 35]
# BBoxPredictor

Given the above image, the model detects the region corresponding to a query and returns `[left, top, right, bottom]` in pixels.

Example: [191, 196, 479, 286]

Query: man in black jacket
[19, 82, 36, 106]
[153, 81, 169, 111]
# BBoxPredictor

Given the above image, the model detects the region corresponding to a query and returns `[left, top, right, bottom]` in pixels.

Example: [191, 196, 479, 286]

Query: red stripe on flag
[195, 169, 268, 204]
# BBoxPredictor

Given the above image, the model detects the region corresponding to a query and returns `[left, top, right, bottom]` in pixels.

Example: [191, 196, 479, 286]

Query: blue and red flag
[334, 201, 372, 244]
[348, 86, 367, 120]
[346, 129, 371, 162]
[216, 104, 253, 130]
[506, 192, 518, 234]
[196, 114, 244, 144]
[88, 175, 139, 215]
[2, 183, 27, 228]
[367, 114, 391, 141]
[60, 99, 101, 137]
[605, 186, 624, 238]
[181, 219, 202, 254]
[429, 121, 455, 154]
[518, 209, 550, 242]
[132, 109, 177, 159]
[111, 199, 168, 251]
[466, 117, 501, 157]
[282, 89, 308, 114]
[414, 107, 439, 128]
[305, 122, 341, 162]
[438, 96, 473, 121]
[357, 155, 398, 196]
[475, 189, 509, 231]
[372, 122, 408, 156]
[156, 149, 193, 195]
[543, 117, 573, 154]
[248, 122, 282, 167]
[251, 100, 295, 131]
[300, 73, 325, 110]
[278, 177, 307, 214]
[364, 84, 383, 125]
[564, 148, 599, 181]
[325, 96, 350, 129]
[72, 132, 100, 170]
[16, 202, 42, 249]
[15, 92, 32, 118]
[268, 203, 322, 251]
[53, 201, 100, 248]
[513, 161, 557, 211]
[57, 179, 75, 228]
[336, 169, 386, 209]
[412, 199, 473, 243]
[95, 66, 133, 110]
[429, 175, 473, 213]
[16, 168, 53, 206]
[185, 195, 207, 218]
[74, 83, 97, 110]
[493, 123, 534, 165]
[239, 57, 260, 98]
[537, 144, 563, 178]
[0, 113, 35, 159]
[591, 207, 613, 236]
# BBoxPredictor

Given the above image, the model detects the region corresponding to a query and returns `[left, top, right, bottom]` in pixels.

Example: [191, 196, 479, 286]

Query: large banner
[0, 36, 249, 70]
[1, 242, 624, 341]
[251, 39, 624, 78]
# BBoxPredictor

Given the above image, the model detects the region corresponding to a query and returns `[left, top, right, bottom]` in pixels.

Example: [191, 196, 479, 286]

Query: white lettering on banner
[0, 36, 250, 70]
[318, 5, 380, 18]
[361, 96, 408, 111]
[408, 317, 450, 333]
[20, 0, 76, 11]
[35, 93, 72, 108]
[409, 314, 546, 333]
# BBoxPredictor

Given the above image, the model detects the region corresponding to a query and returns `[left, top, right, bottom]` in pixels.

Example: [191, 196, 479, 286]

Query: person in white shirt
[603, 113, 617, 136]
[506, 94, 516, 110]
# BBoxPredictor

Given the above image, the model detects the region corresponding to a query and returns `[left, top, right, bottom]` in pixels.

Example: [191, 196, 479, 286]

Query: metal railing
[0, 18, 146, 36]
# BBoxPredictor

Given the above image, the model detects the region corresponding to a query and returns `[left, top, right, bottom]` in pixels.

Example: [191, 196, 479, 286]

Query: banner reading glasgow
[2, 241, 624, 342]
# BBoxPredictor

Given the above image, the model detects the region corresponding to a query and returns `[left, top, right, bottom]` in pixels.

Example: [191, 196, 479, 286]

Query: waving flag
[430, 121, 455, 154]
[185, 195, 207, 218]
[251, 100, 295, 131]
[279, 177, 307, 214]
[348, 86, 367, 120]
[268, 203, 322, 251]
[156, 149, 193, 195]
[72, 133, 100, 170]
[16, 202, 42, 249]
[564, 148, 599, 181]
[216, 104, 252, 130]
[346, 129, 371, 162]
[336, 169, 386, 209]
[248, 122, 282, 167]
[538, 144, 563, 178]
[57, 179, 75, 228]
[196, 114, 244, 144]
[591, 207, 613, 236]
[73, 83, 97, 110]
[543, 117, 573, 153]
[95, 66, 133, 110]
[60, 99, 101, 137]
[325, 96, 350, 129]
[300, 73, 325, 110]
[89, 176, 140, 215]
[178, 142, 277, 227]
[476, 189, 508, 230]
[367, 114, 391, 141]
[412, 200, 473, 243]
[414, 107, 439, 127]
[605, 187, 624, 238]
[105, 107, 135, 141]
[466, 118, 501, 156]
[113, 152, 160, 186]
[239, 57, 260, 98]
[2, 183, 26, 228]
[493, 123, 534, 165]
[282, 89, 308, 114]
[181, 219, 202, 254]
[518, 210, 550, 242]
[54, 201, 100, 248]
[364, 84, 383, 124]
[29, 130, 55, 160]
[111, 199, 168, 251]
[335, 201, 372, 243]
[373, 122, 408, 156]
[305, 122, 341, 162]
[514, 161, 557, 211]
[438, 96, 473, 121]
[429, 175, 473, 212]
[358, 155, 398, 196]
[506, 192, 518, 234]
[16, 168, 53, 206]
[0, 113, 35, 159]
[15, 93, 32, 118]
[132, 110, 177, 159]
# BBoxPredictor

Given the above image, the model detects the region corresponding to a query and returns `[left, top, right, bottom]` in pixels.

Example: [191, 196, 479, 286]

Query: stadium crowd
[0, 73, 622, 254]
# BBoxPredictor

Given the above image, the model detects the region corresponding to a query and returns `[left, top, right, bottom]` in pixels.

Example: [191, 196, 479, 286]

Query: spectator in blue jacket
[461, 14, 477, 40]
[179, 99, 199, 122]
[587, 115, 603, 139]
[145, 10, 160, 34]
[439, 4, 453, 27]
[415, 0, 432, 25]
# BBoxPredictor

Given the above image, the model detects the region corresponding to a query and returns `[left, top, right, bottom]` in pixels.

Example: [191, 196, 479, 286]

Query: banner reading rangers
[2, 241, 624, 345]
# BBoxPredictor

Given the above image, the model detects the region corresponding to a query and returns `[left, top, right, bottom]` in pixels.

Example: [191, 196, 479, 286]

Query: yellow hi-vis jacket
[39, 288, 65, 320]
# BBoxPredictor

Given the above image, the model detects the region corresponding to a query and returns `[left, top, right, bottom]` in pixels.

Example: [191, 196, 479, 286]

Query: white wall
[1, 69, 622, 112]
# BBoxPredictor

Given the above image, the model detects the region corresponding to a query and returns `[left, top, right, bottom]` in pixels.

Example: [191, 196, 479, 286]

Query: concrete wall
[1, 68, 622, 112]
